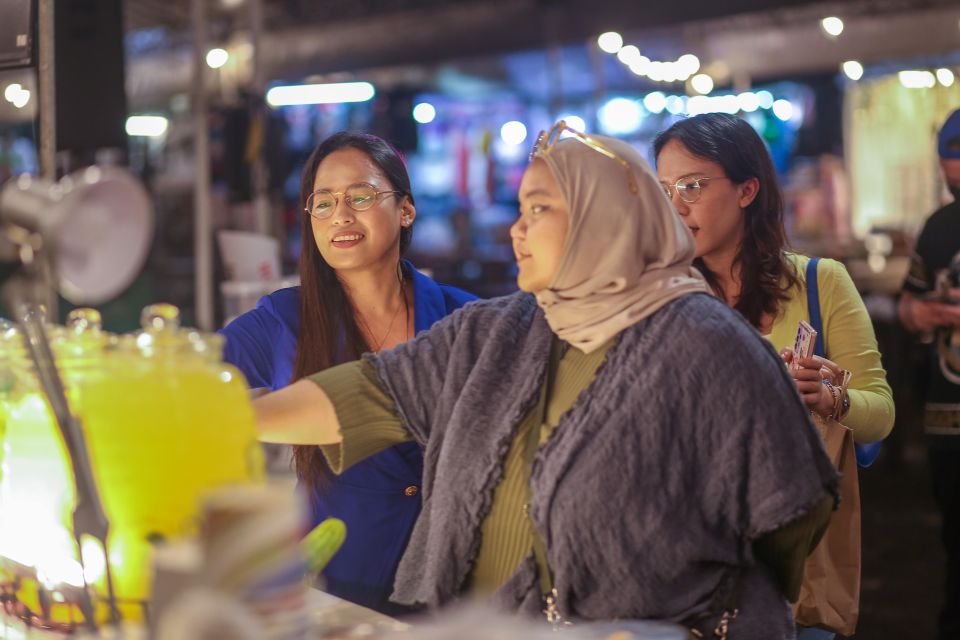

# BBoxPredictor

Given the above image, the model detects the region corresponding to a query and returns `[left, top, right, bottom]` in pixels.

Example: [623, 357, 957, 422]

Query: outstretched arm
[254, 379, 342, 445]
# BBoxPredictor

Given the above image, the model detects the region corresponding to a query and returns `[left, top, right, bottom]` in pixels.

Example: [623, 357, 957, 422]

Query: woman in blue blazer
[221, 131, 475, 614]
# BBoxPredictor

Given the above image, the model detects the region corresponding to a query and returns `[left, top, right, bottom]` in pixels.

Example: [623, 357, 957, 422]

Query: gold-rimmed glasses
[530, 120, 639, 195]
[304, 182, 402, 220]
[660, 176, 729, 204]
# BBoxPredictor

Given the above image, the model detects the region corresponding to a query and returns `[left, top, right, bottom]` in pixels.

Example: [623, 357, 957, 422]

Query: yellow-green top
[766, 254, 895, 443]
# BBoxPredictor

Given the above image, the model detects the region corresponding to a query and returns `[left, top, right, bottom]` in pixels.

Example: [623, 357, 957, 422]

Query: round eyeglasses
[660, 176, 729, 204]
[304, 183, 402, 219]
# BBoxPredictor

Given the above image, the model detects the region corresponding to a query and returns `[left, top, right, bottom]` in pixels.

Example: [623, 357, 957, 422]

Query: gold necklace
[357, 280, 407, 352]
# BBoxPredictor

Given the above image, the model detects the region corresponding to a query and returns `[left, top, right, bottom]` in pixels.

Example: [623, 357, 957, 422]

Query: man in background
[899, 107, 960, 640]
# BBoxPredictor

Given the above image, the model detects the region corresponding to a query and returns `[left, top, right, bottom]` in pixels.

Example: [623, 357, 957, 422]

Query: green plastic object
[303, 517, 347, 574]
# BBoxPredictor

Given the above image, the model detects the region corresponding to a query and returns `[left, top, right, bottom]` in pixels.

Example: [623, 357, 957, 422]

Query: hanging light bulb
[597, 32, 623, 54]
[821, 17, 844, 37]
[690, 74, 714, 95]
[842, 60, 864, 81]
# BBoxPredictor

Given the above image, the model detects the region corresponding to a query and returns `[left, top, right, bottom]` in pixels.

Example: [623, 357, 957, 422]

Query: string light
[842, 60, 864, 81]
[690, 74, 714, 95]
[821, 17, 844, 37]
[597, 32, 623, 54]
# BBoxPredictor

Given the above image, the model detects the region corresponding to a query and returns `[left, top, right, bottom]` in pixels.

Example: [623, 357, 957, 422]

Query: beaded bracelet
[822, 370, 853, 421]
[832, 369, 853, 421]
[822, 379, 841, 419]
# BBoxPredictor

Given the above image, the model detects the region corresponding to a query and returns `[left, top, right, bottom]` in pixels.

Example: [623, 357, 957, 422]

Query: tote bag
[792, 257, 863, 635]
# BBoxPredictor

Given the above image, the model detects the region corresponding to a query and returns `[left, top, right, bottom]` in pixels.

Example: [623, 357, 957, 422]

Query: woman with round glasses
[220, 131, 476, 614]
[655, 114, 893, 639]
[654, 114, 893, 447]
[252, 122, 838, 637]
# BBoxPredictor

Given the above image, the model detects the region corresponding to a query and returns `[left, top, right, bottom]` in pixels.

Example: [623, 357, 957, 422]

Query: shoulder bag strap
[806, 257, 826, 358]
[523, 339, 564, 626]
[805, 256, 882, 468]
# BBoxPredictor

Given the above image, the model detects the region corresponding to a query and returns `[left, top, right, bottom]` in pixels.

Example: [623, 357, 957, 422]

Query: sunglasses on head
[530, 120, 639, 195]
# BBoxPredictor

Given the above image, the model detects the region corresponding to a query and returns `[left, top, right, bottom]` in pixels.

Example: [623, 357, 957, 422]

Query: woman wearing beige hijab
[255, 122, 837, 637]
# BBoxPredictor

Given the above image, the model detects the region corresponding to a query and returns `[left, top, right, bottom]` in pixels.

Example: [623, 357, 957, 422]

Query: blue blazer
[220, 261, 476, 613]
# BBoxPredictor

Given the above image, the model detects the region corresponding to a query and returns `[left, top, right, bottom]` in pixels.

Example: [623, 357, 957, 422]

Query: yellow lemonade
[72, 305, 264, 620]
[0, 321, 83, 627]
[0, 306, 264, 626]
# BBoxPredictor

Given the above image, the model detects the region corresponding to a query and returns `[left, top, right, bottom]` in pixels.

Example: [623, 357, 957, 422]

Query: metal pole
[249, 0, 271, 237]
[37, 0, 58, 321]
[249, 0, 263, 93]
[192, 0, 214, 330]
[37, 0, 55, 181]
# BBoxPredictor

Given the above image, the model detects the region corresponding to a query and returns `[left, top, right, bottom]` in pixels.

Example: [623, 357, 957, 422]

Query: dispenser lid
[49, 307, 112, 363]
[133, 304, 224, 361]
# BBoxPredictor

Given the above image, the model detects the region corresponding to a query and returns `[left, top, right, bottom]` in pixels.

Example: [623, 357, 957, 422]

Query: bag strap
[805, 256, 882, 468]
[523, 339, 563, 625]
[526, 395, 554, 597]
[805, 257, 826, 359]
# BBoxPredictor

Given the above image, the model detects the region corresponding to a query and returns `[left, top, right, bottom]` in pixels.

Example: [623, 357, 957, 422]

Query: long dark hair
[292, 131, 414, 492]
[653, 113, 800, 328]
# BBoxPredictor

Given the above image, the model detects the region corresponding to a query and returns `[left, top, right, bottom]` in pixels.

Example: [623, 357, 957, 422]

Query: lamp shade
[0, 167, 153, 305]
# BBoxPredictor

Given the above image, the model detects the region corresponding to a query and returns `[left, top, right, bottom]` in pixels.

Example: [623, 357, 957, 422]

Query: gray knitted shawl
[366, 291, 838, 638]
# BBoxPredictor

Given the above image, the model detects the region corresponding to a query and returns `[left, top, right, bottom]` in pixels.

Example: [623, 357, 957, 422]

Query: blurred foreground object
[0, 166, 156, 632]
[375, 604, 688, 640]
[0, 305, 265, 629]
[303, 518, 347, 577]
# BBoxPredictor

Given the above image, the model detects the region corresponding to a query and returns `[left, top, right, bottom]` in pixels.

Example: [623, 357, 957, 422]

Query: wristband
[838, 390, 851, 420]
[831, 369, 853, 421]
[822, 379, 841, 419]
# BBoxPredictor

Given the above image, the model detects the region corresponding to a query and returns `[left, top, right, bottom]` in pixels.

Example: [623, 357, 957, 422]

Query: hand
[940, 290, 960, 327]
[780, 348, 839, 417]
[904, 296, 960, 332]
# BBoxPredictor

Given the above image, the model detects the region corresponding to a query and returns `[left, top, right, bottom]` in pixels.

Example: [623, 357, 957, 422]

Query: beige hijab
[534, 133, 709, 353]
